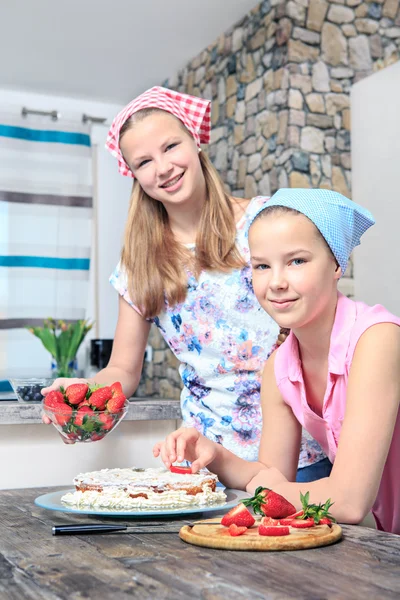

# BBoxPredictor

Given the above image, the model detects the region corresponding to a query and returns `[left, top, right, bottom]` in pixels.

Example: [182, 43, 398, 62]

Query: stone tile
[301, 126, 325, 153]
[312, 60, 331, 91]
[306, 93, 326, 113]
[321, 23, 348, 65]
[289, 171, 311, 187]
[382, 0, 400, 19]
[288, 39, 320, 62]
[288, 88, 304, 109]
[349, 35, 372, 70]
[328, 5, 355, 23]
[307, 0, 329, 31]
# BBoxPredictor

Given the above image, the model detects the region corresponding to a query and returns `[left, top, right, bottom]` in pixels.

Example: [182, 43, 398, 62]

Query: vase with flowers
[27, 318, 93, 378]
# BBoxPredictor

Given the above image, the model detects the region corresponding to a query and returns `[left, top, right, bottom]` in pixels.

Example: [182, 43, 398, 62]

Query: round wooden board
[179, 518, 342, 551]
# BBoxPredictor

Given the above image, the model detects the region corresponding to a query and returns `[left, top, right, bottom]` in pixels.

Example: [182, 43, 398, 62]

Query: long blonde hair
[120, 109, 245, 319]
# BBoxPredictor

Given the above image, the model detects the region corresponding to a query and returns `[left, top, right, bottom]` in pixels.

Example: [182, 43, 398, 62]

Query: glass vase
[50, 357, 78, 379]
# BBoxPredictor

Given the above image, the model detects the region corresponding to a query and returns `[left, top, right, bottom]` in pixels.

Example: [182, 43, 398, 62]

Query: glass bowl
[42, 400, 129, 443]
[10, 378, 53, 403]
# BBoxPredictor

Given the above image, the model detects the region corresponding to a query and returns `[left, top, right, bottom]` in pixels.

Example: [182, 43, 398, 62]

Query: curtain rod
[21, 107, 107, 124]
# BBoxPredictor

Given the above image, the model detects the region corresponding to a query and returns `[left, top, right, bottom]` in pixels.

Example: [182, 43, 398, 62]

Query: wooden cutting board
[179, 518, 342, 551]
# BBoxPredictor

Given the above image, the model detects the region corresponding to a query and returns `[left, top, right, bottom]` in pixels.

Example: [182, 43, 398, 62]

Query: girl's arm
[247, 323, 400, 524]
[255, 351, 302, 484]
[153, 351, 294, 490]
[43, 295, 151, 398]
[91, 295, 151, 396]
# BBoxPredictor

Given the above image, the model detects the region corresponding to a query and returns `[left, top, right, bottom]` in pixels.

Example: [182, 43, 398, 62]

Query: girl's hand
[41, 378, 89, 432]
[41, 377, 89, 396]
[153, 427, 218, 473]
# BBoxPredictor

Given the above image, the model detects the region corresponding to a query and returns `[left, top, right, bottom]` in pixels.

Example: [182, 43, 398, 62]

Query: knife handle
[52, 524, 128, 535]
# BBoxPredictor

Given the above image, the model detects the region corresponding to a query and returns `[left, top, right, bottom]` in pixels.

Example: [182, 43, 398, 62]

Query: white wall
[0, 419, 178, 489]
[351, 62, 400, 313]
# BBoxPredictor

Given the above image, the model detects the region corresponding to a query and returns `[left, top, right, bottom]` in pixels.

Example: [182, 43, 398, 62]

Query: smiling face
[249, 209, 341, 331]
[119, 110, 206, 208]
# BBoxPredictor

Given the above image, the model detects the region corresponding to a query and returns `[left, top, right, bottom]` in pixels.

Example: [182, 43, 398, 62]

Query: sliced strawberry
[228, 524, 247, 537]
[89, 386, 112, 410]
[279, 518, 294, 526]
[43, 390, 65, 409]
[319, 517, 332, 526]
[287, 510, 304, 519]
[170, 465, 192, 474]
[107, 394, 126, 413]
[221, 503, 255, 528]
[75, 406, 95, 426]
[259, 525, 290, 536]
[291, 518, 315, 528]
[261, 516, 280, 526]
[65, 383, 88, 405]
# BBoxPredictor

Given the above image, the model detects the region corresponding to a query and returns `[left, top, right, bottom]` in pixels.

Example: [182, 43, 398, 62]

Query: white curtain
[0, 113, 93, 379]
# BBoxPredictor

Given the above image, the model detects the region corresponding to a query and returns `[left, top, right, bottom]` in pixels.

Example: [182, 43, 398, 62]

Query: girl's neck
[293, 292, 339, 364]
[165, 191, 206, 244]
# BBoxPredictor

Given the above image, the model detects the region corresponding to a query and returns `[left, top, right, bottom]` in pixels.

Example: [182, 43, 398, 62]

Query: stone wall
[136, 0, 400, 398]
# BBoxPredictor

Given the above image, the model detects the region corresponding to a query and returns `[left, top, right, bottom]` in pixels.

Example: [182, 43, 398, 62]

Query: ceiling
[0, 0, 260, 105]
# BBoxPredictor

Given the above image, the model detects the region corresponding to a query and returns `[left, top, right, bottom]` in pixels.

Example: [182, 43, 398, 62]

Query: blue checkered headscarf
[249, 188, 375, 275]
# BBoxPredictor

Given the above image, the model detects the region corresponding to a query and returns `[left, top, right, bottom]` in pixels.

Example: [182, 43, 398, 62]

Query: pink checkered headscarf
[106, 86, 211, 178]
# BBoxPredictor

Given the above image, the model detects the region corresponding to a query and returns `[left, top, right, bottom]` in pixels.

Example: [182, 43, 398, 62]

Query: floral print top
[110, 196, 326, 468]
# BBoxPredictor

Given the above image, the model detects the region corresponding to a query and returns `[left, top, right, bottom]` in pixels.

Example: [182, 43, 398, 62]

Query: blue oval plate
[34, 487, 250, 518]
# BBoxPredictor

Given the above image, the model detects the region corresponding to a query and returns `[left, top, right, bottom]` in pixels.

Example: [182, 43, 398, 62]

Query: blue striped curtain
[0, 115, 93, 379]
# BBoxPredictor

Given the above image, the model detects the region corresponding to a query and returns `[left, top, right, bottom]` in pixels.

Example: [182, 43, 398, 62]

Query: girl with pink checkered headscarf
[43, 87, 330, 483]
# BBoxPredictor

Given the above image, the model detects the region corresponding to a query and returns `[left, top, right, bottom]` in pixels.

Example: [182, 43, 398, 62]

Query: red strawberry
[43, 390, 65, 409]
[90, 432, 106, 441]
[261, 516, 280, 526]
[279, 518, 294, 526]
[290, 518, 315, 528]
[53, 403, 73, 426]
[75, 406, 95, 426]
[65, 383, 88, 405]
[107, 395, 126, 413]
[99, 413, 114, 431]
[228, 524, 247, 536]
[89, 386, 112, 410]
[287, 510, 304, 519]
[221, 503, 255, 527]
[260, 492, 296, 519]
[319, 517, 332, 526]
[259, 525, 290, 536]
[170, 465, 192, 474]
[110, 382, 123, 396]
[243, 486, 296, 519]
[78, 400, 91, 408]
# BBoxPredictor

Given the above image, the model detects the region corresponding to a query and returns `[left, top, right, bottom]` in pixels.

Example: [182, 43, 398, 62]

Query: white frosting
[61, 485, 226, 510]
[73, 466, 218, 490]
[64, 466, 226, 510]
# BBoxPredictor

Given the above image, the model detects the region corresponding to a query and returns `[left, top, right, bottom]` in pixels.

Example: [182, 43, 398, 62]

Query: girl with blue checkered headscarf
[155, 188, 400, 535]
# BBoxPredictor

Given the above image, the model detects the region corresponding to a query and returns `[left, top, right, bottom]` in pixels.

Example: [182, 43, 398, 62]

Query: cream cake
[61, 467, 227, 510]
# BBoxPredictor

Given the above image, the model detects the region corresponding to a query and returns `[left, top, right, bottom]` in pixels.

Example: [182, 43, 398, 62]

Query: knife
[52, 522, 219, 535]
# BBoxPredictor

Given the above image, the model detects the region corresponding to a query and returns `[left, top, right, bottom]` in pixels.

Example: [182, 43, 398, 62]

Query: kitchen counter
[0, 395, 182, 424]
[1, 486, 399, 599]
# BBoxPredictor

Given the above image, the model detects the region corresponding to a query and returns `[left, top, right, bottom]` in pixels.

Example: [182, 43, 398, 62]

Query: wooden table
[1, 487, 399, 599]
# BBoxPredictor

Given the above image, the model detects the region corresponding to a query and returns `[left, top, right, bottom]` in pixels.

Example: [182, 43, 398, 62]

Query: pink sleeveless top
[274, 293, 400, 534]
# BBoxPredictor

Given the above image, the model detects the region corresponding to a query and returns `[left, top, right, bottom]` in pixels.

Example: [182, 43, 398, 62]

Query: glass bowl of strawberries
[42, 382, 128, 442]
